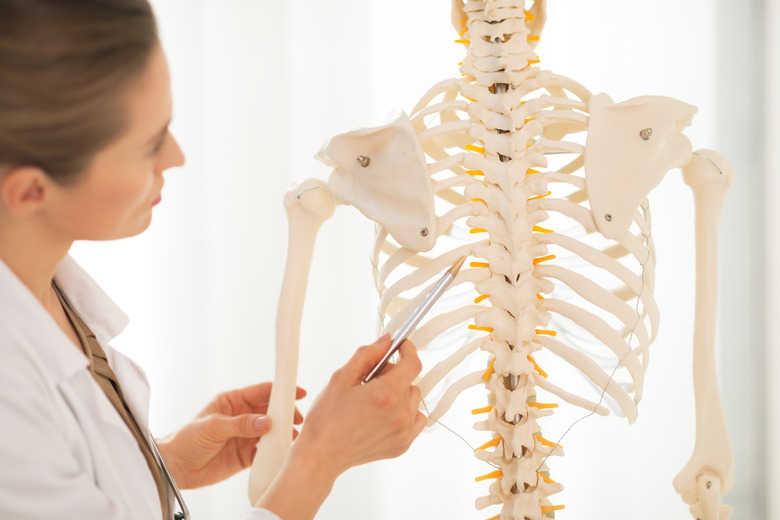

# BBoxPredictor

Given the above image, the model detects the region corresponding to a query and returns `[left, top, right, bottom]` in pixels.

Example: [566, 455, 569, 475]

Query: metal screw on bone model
[640, 128, 653, 140]
[420, 228, 429, 237]
[604, 213, 613, 222]
[356, 155, 371, 167]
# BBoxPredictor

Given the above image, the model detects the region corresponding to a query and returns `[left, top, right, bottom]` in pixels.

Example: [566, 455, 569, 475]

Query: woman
[0, 1, 426, 519]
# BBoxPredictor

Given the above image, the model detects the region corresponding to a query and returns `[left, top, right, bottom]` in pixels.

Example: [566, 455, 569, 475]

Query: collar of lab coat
[53, 255, 129, 345]
[53, 257, 153, 434]
[0, 255, 129, 386]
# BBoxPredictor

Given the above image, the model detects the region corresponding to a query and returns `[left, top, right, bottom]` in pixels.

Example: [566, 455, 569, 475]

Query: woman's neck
[0, 219, 72, 306]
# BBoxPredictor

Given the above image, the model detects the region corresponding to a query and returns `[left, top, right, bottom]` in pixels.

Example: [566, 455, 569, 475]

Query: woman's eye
[149, 137, 166, 156]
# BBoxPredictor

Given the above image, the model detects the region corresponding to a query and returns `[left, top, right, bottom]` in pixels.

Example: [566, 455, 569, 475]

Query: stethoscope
[150, 438, 191, 520]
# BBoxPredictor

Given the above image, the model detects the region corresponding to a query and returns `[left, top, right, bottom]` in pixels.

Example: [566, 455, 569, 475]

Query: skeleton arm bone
[248, 179, 335, 503]
[673, 149, 735, 520]
[250, 111, 441, 501]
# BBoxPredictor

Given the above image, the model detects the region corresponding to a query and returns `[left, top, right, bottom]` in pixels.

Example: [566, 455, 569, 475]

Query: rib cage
[370, 2, 660, 518]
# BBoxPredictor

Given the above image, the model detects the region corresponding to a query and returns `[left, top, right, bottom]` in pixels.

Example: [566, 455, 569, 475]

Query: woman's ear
[0, 166, 50, 217]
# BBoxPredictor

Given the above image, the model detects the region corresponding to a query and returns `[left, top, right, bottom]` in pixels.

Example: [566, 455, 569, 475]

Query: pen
[363, 256, 467, 383]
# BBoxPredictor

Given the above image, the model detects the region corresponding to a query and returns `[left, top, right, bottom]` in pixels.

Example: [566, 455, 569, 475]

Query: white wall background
[765, 0, 779, 517]
[70, 1, 773, 518]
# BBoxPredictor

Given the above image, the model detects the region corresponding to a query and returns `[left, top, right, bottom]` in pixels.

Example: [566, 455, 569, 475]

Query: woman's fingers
[337, 334, 392, 384]
[201, 383, 307, 418]
[233, 382, 306, 406]
[374, 340, 422, 392]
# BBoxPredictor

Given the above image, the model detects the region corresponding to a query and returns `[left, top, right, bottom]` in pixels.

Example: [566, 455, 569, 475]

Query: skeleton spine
[461, 3, 564, 518]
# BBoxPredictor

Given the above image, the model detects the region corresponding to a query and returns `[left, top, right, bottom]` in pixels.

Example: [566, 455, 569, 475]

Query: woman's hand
[256, 335, 427, 519]
[296, 334, 427, 477]
[157, 382, 305, 489]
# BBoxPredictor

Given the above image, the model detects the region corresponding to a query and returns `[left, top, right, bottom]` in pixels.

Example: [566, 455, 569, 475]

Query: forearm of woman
[254, 335, 426, 520]
[253, 440, 338, 520]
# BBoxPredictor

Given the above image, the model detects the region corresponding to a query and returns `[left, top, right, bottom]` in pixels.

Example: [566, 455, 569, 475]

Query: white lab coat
[0, 256, 279, 520]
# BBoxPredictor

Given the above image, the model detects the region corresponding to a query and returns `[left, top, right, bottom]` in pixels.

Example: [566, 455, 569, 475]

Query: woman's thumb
[210, 414, 271, 439]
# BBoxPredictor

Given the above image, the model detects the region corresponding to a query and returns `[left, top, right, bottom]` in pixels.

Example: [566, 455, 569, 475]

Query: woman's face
[46, 43, 185, 241]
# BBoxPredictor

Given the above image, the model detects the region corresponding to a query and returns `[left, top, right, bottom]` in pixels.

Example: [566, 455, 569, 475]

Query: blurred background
[70, 0, 777, 518]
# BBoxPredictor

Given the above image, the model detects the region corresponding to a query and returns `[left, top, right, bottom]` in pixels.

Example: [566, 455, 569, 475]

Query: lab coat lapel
[52, 256, 156, 450]
[57, 371, 160, 519]
[50, 256, 152, 434]
[109, 349, 153, 433]
[53, 256, 163, 514]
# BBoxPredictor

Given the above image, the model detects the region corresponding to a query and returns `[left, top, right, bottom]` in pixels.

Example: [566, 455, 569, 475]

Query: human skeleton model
[248, 1, 735, 518]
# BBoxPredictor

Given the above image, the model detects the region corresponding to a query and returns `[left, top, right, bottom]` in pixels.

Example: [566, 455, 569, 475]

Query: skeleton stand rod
[674, 149, 735, 520]
[248, 179, 335, 503]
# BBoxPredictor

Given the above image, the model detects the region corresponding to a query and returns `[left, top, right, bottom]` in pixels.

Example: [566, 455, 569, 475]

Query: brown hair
[0, 0, 159, 185]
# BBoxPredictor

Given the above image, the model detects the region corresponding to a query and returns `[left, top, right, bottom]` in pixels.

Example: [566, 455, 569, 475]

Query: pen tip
[448, 256, 467, 275]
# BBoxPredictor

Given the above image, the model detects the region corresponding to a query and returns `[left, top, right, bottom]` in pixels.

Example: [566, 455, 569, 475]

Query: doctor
[0, 1, 426, 519]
